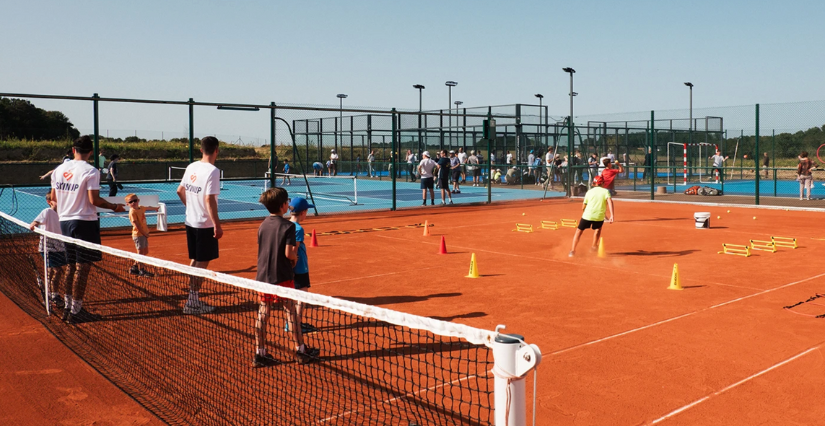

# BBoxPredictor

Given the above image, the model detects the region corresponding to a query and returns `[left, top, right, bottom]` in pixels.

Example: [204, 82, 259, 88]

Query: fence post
[391, 108, 397, 211]
[93, 93, 100, 169]
[772, 129, 776, 197]
[650, 111, 655, 200]
[755, 104, 760, 205]
[188, 98, 194, 163]
[270, 102, 277, 190]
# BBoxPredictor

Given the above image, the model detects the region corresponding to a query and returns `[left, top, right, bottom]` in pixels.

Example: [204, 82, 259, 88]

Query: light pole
[413, 84, 425, 156]
[337, 93, 347, 163]
[446, 81, 457, 150]
[562, 68, 576, 196]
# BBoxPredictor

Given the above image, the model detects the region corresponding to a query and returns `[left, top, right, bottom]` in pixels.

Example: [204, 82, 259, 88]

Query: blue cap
[289, 197, 314, 213]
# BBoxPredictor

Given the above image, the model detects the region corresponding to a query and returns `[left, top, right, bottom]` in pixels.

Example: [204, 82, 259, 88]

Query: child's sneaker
[296, 346, 320, 364]
[568, 251, 575, 257]
[183, 301, 216, 315]
[129, 265, 140, 275]
[253, 353, 280, 368]
[139, 269, 155, 277]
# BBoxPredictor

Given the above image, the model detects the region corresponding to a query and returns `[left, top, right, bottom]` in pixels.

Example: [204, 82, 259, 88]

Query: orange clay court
[2, 198, 825, 425]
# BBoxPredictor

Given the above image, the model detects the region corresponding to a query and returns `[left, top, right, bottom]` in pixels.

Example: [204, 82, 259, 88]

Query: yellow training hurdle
[560, 219, 578, 228]
[718, 243, 751, 257]
[749, 239, 777, 253]
[772, 236, 798, 249]
[513, 223, 534, 233]
[540, 220, 559, 230]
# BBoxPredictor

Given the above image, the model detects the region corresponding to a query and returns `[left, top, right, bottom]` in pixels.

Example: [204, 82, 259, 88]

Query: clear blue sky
[3, 0, 824, 140]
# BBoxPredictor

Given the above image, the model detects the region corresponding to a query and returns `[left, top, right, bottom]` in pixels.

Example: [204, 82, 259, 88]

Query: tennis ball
[717, 216, 721, 219]
[727, 210, 730, 213]
[753, 216, 757, 220]
[522, 213, 526, 216]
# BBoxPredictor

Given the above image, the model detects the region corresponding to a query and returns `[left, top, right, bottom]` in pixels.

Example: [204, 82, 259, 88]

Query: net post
[492, 326, 541, 426]
[353, 176, 358, 205]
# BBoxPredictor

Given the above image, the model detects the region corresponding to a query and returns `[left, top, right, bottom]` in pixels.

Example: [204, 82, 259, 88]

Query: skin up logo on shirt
[190, 174, 197, 182]
[63, 171, 74, 180]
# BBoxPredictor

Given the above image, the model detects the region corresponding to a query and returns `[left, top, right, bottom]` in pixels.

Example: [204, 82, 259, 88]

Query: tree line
[0, 97, 80, 140]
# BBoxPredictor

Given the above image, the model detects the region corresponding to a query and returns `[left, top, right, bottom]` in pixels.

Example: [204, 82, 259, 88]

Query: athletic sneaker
[67, 308, 103, 324]
[448, 200, 453, 205]
[50, 294, 65, 310]
[183, 301, 216, 315]
[422, 200, 427, 206]
[441, 201, 446, 205]
[568, 251, 575, 258]
[139, 269, 155, 277]
[129, 265, 140, 275]
[430, 200, 435, 206]
[253, 353, 280, 368]
[296, 346, 320, 364]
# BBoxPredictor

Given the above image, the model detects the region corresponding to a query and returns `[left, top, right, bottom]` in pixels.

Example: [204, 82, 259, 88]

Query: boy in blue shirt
[289, 197, 317, 335]
[281, 160, 291, 185]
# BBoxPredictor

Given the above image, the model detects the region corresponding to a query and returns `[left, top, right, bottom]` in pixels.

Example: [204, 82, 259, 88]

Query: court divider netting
[264, 172, 359, 206]
[0, 211, 540, 425]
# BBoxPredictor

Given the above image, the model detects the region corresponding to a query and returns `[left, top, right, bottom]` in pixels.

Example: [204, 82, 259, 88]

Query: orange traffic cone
[309, 229, 319, 247]
[422, 220, 430, 237]
[438, 236, 448, 254]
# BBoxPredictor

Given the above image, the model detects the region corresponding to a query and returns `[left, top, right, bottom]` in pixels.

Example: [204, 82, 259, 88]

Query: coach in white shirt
[51, 136, 125, 324]
[176, 136, 223, 315]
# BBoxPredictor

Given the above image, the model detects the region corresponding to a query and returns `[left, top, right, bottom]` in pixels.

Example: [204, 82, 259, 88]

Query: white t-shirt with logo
[51, 160, 101, 222]
[418, 158, 437, 178]
[34, 207, 65, 253]
[179, 161, 221, 229]
[457, 152, 467, 164]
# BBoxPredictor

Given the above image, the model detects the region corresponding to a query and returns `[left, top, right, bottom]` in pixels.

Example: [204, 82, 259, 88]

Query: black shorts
[186, 225, 219, 262]
[438, 175, 450, 188]
[472, 168, 481, 177]
[420, 177, 434, 190]
[577, 218, 604, 231]
[41, 251, 67, 268]
[60, 220, 102, 264]
[294, 272, 311, 290]
[451, 169, 461, 182]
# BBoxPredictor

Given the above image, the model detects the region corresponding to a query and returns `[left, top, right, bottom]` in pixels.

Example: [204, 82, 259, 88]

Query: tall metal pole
[270, 102, 276, 190]
[755, 103, 760, 205]
[563, 68, 576, 197]
[684, 82, 693, 180]
[92, 93, 99, 168]
[445, 81, 457, 149]
[188, 98, 194, 163]
[414, 84, 424, 157]
[535, 93, 544, 152]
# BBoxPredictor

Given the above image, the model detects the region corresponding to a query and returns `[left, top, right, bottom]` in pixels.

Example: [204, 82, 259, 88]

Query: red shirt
[601, 168, 620, 189]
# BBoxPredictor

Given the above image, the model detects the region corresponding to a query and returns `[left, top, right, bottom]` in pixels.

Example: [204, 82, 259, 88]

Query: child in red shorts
[253, 187, 319, 367]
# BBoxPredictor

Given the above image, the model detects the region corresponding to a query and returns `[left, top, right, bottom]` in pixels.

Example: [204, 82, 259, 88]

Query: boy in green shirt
[569, 175, 614, 257]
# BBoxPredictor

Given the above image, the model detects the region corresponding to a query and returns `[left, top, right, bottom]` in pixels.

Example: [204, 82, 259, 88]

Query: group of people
[32, 136, 320, 367]
[416, 149, 487, 205]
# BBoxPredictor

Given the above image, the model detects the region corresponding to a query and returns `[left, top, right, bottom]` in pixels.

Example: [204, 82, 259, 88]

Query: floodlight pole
[446, 81, 457, 149]
[337, 93, 347, 157]
[454, 100, 463, 151]
[563, 68, 576, 196]
[414, 84, 425, 157]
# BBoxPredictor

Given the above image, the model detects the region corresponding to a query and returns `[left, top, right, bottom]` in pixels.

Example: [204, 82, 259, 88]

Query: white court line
[649, 344, 823, 424]
[318, 373, 481, 423]
[550, 271, 825, 356]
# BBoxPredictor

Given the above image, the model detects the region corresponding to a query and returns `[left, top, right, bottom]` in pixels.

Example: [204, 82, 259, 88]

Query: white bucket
[694, 212, 710, 229]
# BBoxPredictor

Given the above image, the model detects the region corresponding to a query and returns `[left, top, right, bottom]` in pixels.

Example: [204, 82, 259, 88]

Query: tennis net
[0, 211, 539, 425]
[265, 172, 358, 205]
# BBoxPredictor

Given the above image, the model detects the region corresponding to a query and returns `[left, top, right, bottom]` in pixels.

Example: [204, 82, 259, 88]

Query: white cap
[422, 151, 430, 158]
